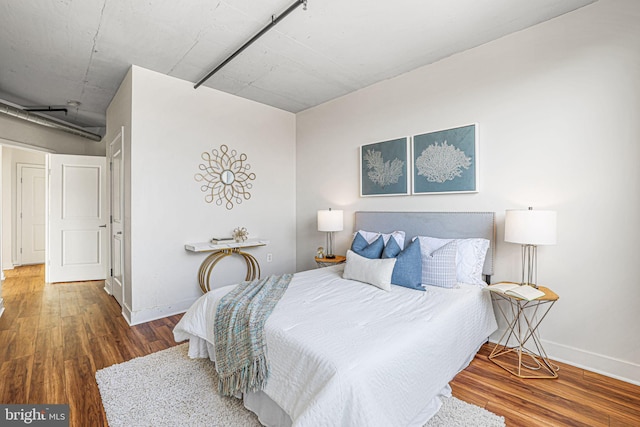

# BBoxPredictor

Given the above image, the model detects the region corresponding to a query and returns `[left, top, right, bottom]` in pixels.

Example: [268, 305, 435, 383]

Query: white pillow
[343, 250, 396, 291]
[355, 230, 405, 248]
[414, 236, 490, 286]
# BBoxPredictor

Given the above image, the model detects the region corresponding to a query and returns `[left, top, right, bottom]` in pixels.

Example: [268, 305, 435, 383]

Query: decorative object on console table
[504, 207, 557, 288]
[232, 226, 249, 242]
[489, 283, 560, 378]
[184, 239, 268, 293]
[315, 255, 346, 268]
[317, 209, 343, 259]
[210, 237, 235, 244]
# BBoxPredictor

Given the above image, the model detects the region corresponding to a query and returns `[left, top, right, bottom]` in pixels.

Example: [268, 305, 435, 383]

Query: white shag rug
[96, 344, 505, 427]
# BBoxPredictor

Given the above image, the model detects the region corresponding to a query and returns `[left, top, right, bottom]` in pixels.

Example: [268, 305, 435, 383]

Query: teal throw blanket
[214, 274, 292, 397]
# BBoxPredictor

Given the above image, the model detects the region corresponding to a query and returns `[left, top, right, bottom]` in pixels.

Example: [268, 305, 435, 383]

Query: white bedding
[174, 265, 497, 427]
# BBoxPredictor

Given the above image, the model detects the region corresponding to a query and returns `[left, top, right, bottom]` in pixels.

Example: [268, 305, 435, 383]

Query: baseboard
[489, 330, 640, 386]
[0, 297, 4, 319]
[541, 339, 640, 386]
[126, 297, 196, 326]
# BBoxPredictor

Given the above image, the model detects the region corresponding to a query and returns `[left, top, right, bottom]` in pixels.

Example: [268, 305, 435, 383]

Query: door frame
[106, 127, 125, 310]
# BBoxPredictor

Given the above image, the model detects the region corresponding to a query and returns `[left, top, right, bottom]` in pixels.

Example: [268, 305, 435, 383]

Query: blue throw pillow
[381, 235, 402, 258]
[383, 239, 423, 291]
[351, 233, 384, 259]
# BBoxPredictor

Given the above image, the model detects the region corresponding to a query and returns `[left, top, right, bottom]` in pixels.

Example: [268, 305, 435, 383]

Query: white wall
[120, 66, 296, 324]
[296, 0, 639, 384]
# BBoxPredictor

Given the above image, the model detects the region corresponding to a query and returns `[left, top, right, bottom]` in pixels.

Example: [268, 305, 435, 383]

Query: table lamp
[317, 209, 343, 259]
[504, 207, 557, 288]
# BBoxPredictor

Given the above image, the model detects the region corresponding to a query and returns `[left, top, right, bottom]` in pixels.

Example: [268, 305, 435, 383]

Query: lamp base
[325, 254, 336, 259]
[520, 244, 539, 289]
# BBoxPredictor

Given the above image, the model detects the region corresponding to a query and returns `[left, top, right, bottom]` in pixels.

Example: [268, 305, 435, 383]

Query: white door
[109, 129, 125, 306]
[47, 154, 107, 283]
[18, 164, 46, 265]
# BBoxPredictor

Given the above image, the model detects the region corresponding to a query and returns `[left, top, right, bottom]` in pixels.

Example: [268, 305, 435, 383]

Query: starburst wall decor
[195, 144, 256, 209]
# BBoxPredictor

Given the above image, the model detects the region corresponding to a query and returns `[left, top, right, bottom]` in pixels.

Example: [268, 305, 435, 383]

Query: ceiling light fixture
[194, 0, 308, 89]
[67, 100, 81, 107]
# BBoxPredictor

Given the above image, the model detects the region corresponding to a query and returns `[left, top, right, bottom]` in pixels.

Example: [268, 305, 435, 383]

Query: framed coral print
[360, 137, 409, 197]
[412, 124, 478, 194]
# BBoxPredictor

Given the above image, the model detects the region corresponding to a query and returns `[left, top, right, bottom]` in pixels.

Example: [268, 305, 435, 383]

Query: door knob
[99, 224, 107, 228]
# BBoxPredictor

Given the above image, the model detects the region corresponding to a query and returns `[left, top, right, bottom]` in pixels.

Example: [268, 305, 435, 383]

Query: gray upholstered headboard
[354, 211, 496, 277]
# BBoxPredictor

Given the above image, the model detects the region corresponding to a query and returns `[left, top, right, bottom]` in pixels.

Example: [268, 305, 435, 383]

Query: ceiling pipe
[194, 0, 308, 89]
[0, 100, 102, 142]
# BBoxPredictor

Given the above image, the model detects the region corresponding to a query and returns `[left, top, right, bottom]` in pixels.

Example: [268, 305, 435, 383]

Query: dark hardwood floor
[0, 264, 638, 426]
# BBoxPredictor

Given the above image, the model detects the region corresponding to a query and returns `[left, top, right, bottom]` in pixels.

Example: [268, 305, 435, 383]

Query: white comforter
[174, 265, 497, 427]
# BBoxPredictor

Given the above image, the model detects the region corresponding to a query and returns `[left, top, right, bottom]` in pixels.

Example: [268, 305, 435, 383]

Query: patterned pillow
[351, 233, 384, 259]
[416, 236, 489, 286]
[382, 239, 423, 291]
[421, 240, 458, 288]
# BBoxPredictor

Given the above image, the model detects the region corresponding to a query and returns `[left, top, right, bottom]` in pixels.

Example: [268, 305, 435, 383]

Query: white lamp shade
[317, 209, 344, 232]
[505, 209, 557, 245]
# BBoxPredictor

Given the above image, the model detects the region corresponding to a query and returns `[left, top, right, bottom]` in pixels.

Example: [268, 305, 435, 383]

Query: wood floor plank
[61, 315, 93, 362]
[14, 315, 39, 358]
[0, 329, 17, 360]
[29, 342, 66, 404]
[0, 296, 21, 331]
[582, 370, 640, 418]
[0, 355, 34, 403]
[64, 356, 106, 427]
[89, 334, 127, 371]
[1, 264, 639, 427]
[38, 285, 61, 329]
[58, 286, 82, 318]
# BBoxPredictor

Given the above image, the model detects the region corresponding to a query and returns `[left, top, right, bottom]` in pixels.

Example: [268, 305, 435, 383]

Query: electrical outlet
[266, 253, 273, 262]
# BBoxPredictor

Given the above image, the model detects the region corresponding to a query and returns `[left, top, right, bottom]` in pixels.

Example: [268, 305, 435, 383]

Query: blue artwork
[360, 137, 409, 196]
[412, 124, 477, 194]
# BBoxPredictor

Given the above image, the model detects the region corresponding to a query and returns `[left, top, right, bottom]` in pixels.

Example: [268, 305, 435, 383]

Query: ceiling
[0, 0, 596, 134]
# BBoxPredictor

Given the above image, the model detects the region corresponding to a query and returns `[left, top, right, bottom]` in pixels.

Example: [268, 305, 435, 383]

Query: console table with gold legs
[185, 239, 269, 293]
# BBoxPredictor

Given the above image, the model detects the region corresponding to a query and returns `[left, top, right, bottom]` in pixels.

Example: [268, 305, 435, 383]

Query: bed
[173, 211, 498, 427]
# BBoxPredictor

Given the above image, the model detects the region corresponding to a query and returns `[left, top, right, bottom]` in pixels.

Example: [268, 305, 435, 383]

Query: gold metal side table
[489, 284, 560, 379]
[185, 239, 268, 293]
